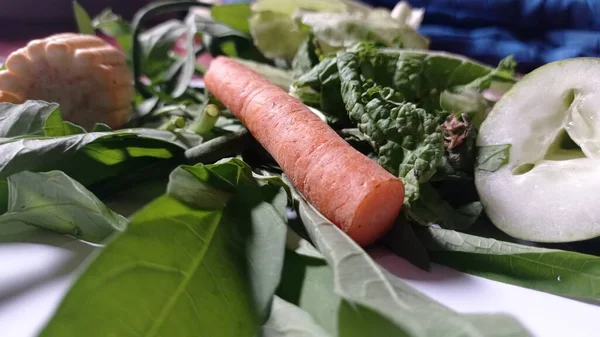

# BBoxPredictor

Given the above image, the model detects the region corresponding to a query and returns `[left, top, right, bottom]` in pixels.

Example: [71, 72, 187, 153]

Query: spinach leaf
[39, 158, 288, 337]
[282, 185, 531, 337]
[0, 171, 126, 243]
[0, 101, 59, 138]
[211, 3, 252, 34]
[0, 131, 184, 187]
[417, 226, 600, 300]
[43, 109, 86, 136]
[260, 296, 331, 337]
[336, 51, 445, 202]
[476, 144, 511, 172]
[73, 1, 94, 35]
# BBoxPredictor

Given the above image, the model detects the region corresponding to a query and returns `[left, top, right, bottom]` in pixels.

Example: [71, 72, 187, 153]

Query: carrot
[204, 56, 405, 247]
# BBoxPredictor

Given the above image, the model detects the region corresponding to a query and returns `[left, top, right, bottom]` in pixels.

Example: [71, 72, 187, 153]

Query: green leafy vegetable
[249, 11, 308, 60]
[0, 101, 60, 138]
[476, 144, 511, 172]
[0, 171, 126, 243]
[211, 3, 252, 34]
[234, 58, 294, 90]
[92, 9, 133, 53]
[170, 15, 198, 98]
[336, 51, 445, 202]
[418, 226, 600, 300]
[297, 9, 429, 53]
[0, 131, 185, 188]
[72, 1, 94, 35]
[139, 20, 187, 81]
[40, 158, 288, 337]
[260, 296, 331, 337]
[43, 109, 87, 136]
[408, 184, 483, 230]
[280, 187, 531, 337]
[291, 36, 320, 78]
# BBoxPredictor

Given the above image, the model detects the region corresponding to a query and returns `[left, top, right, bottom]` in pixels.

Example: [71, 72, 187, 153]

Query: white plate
[1, 228, 598, 337]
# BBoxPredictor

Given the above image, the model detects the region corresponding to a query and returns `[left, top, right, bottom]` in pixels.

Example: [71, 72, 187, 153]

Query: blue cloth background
[355, 0, 600, 72]
[224, 0, 600, 72]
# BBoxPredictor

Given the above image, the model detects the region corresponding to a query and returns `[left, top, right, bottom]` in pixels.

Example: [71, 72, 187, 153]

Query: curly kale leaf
[337, 52, 444, 202]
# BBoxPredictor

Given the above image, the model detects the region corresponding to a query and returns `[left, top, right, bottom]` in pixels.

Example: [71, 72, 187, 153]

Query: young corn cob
[0, 33, 134, 129]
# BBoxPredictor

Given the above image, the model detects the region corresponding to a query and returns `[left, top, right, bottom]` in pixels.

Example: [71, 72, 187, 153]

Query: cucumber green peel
[476, 58, 600, 242]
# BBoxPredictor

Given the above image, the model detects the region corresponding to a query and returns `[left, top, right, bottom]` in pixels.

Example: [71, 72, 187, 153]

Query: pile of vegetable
[1, 1, 600, 336]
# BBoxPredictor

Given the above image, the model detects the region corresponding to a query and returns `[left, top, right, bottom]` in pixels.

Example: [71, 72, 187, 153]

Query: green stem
[188, 104, 221, 135]
[158, 116, 186, 131]
[185, 129, 251, 164]
[132, 1, 213, 98]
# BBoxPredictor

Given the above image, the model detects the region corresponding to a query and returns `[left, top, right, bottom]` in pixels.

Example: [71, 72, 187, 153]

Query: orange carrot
[204, 56, 405, 247]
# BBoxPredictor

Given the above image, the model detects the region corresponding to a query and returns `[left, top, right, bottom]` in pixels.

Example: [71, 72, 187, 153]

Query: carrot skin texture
[204, 56, 405, 246]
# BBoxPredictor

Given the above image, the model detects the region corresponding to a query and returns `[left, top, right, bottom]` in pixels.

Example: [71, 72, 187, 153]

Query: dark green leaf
[476, 144, 511, 172]
[139, 20, 186, 80]
[72, 1, 94, 35]
[211, 3, 252, 34]
[0, 101, 59, 138]
[408, 183, 482, 230]
[417, 226, 600, 300]
[43, 109, 86, 136]
[40, 158, 288, 337]
[0, 171, 126, 243]
[282, 184, 531, 337]
[292, 36, 320, 79]
[0, 131, 184, 187]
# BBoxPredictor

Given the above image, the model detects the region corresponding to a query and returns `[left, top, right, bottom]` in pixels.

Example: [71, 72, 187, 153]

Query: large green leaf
[417, 226, 600, 300]
[281, 187, 532, 337]
[0, 171, 126, 243]
[211, 3, 252, 34]
[0, 131, 185, 186]
[39, 158, 288, 337]
[0, 101, 59, 138]
[260, 296, 331, 337]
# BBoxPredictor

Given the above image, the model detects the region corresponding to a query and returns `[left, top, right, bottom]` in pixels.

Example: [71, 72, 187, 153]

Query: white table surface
[1, 226, 599, 337]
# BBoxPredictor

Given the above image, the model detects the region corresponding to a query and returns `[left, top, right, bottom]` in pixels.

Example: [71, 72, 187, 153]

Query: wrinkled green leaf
[0, 171, 126, 243]
[211, 3, 252, 33]
[336, 51, 445, 202]
[417, 226, 600, 300]
[40, 158, 288, 337]
[476, 144, 511, 172]
[73, 1, 94, 35]
[0, 101, 59, 138]
[260, 296, 331, 337]
[281, 188, 531, 337]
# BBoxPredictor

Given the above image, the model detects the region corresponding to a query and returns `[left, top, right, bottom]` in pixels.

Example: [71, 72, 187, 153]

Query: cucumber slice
[475, 58, 600, 242]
